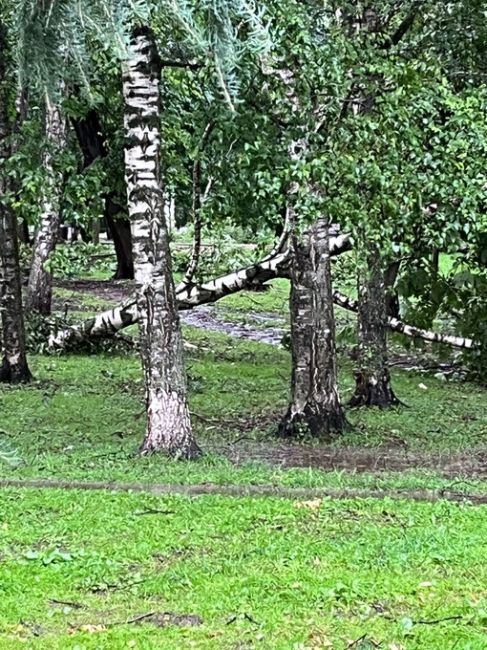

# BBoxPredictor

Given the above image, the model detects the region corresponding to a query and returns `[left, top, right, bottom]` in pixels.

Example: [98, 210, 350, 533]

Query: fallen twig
[111, 612, 156, 626]
[49, 599, 84, 610]
[133, 508, 175, 516]
[413, 615, 463, 625]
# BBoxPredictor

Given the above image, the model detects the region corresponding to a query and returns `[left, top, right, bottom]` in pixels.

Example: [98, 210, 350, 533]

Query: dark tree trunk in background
[72, 109, 134, 279]
[123, 27, 200, 458]
[279, 218, 347, 439]
[0, 21, 31, 382]
[384, 260, 401, 318]
[104, 193, 134, 279]
[17, 220, 30, 245]
[350, 246, 400, 408]
[26, 94, 67, 315]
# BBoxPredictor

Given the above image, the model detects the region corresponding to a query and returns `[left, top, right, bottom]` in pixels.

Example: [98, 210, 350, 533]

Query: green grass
[214, 278, 290, 321]
[1, 488, 487, 649]
[2, 260, 487, 648]
[0, 326, 486, 495]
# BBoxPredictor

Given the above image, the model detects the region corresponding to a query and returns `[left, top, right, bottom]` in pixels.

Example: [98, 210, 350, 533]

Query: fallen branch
[48, 233, 475, 352]
[48, 233, 350, 348]
[333, 292, 475, 350]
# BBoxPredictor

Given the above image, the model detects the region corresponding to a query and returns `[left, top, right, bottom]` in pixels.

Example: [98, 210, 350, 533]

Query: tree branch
[333, 291, 474, 350]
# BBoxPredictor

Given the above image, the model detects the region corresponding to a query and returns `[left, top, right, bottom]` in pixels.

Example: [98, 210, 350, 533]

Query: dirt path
[0, 477, 486, 505]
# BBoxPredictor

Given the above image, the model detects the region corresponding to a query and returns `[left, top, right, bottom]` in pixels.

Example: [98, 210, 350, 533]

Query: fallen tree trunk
[49, 232, 351, 348]
[47, 247, 292, 348]
[48, 233, 475, 352]
[333, 292, 474, 350]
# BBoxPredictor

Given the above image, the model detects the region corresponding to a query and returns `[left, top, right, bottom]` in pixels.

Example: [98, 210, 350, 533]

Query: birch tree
[280, 219, 348, 438]
[26, 93, 67, 315]
[123, 27, 200, 458]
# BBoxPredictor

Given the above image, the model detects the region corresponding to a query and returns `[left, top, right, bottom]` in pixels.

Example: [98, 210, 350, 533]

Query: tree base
[112, 264, 134, 280]
[349, 373, 402, 409]
[0, 358, 32, 384]
[278, 404, 349, 441]
[139, 437, 202, 460]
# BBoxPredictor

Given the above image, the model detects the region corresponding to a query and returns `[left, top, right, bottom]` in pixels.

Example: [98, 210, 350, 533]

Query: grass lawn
[1, 488, 487, 649]
[0, 276, 486, 648]
[0, 315, 486, 491]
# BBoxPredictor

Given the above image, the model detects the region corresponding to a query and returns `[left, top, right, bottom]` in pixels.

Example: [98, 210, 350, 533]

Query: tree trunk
[123, 26, 200, 459]
[104, 193, 134, 279]
[279, 218, 347, 439]
[17, 219, 30, 245]
[385, 260, 401, 318]
[26, 94, 67, 315]
[72, 109, 134, 279]
[350, 247, 400, 408]
[0, 21, 31, 382]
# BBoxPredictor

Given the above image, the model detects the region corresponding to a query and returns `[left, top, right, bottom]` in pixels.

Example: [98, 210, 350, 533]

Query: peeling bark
[26, 93, 67, 315]
[350, 249, 400, 408]
[0, 21, 31, 382]
[123, 27, 200, 459]
[279, 219, 347, 439]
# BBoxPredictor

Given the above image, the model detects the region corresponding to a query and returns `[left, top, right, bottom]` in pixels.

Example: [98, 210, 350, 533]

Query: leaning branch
[49, 234, 475, 353]
[333, 292, 475, 350]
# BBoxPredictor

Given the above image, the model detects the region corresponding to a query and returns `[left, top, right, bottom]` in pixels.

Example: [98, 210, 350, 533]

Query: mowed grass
[1, 488, 487, 649]
[0, 259, 486, 648]
[0, 325, 485, 494]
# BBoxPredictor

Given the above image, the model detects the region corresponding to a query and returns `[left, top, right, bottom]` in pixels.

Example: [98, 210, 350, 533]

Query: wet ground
[209, 439, 487, 479]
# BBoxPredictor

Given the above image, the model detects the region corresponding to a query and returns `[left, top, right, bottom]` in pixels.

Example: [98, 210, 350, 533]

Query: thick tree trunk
[0, 208, 32, 383]
[350, 248, 400, 408]
[72, 110, 134, 279]
[0, 21, 31, 382]
[279, 219, 347, 439]
[123, 27, 200, 459]
[26, 94, 67, 315]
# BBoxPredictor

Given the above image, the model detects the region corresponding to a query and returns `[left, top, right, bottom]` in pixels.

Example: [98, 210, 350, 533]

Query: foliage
[45, 243, 115, 279]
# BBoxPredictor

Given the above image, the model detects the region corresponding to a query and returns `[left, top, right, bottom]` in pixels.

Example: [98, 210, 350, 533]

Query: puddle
[181, 305, 286, 346]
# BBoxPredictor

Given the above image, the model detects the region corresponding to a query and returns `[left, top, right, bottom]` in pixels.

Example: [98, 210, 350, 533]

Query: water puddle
[181, 305, 286, 346]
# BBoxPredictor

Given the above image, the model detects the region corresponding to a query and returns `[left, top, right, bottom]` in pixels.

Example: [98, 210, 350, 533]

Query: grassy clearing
[1, 488, 487, 649]
[1, 259, 486, 649]
[0, 324, 486, 494]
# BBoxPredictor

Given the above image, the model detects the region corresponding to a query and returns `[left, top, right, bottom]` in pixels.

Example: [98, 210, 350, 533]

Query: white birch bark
[123, 27, 200, 458]
[26, 92, 67, 315]
[47, 231, 476, 354]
